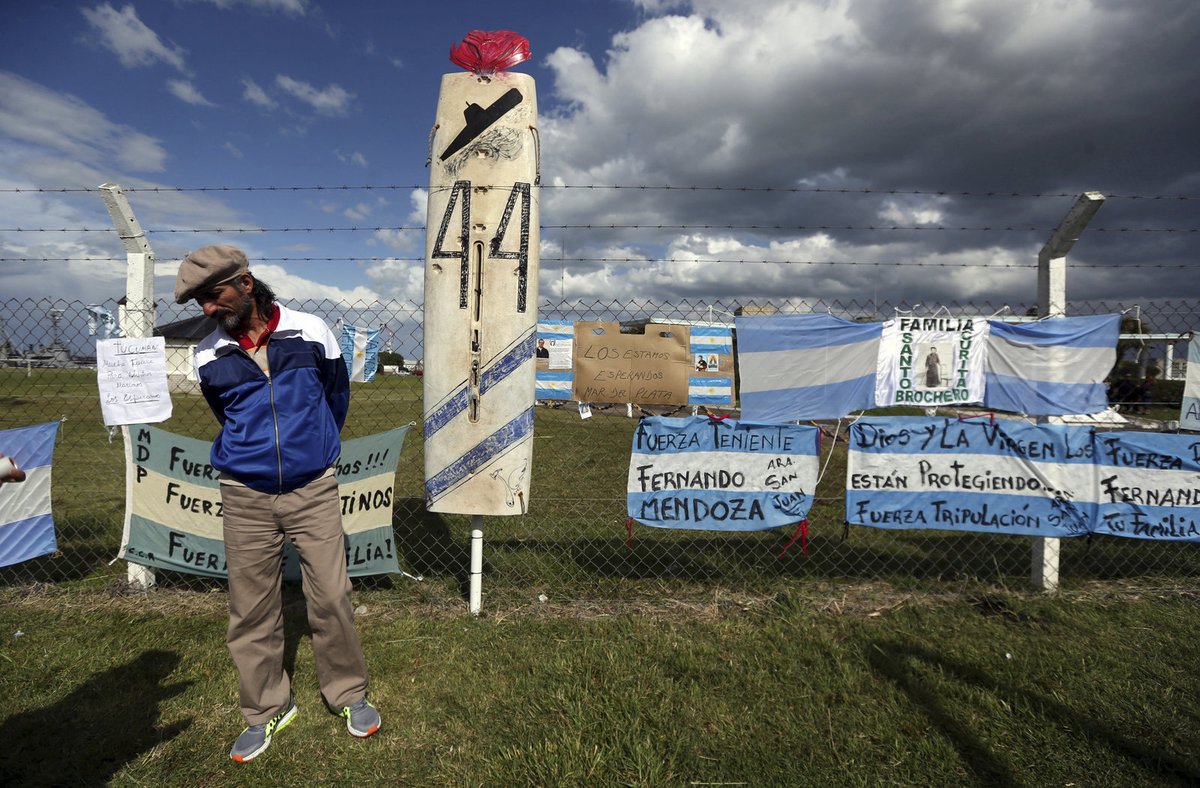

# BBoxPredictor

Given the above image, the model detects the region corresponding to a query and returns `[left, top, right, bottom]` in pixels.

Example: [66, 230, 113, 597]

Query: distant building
[154, 314, 211, 391]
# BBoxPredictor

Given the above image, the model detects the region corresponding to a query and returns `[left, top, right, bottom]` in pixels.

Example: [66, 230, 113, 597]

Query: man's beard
[218, 290, 254, 333]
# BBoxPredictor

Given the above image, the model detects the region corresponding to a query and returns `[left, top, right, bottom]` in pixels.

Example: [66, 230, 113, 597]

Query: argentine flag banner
[688, 376, 733, 406]
[1091, 431, 1200, 541]
[0, 422, 60, 567]
[847, 417, 1096, 537]
[983, 314, 1119, 416]
[628, 416, 819, 531]
[339, 324, 381, 383]
[535, 319, 574, 400]
[689, 325, 733, 355]
[737, 313, 882, 421]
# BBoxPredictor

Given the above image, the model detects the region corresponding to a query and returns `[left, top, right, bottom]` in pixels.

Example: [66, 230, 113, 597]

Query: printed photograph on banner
[547, 337, 573, 369]
[916, 342, 948, 389]
[875, 317, 988, 407]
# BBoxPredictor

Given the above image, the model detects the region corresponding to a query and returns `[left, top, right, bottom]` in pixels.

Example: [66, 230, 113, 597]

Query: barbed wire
[0, 184, 1196, 200]
[1, 224, 1195, 233]
[1, 255, 1196, 269]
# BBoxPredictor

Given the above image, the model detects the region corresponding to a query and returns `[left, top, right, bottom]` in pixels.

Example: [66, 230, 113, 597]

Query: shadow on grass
[391, 499, 472, 597]
[866, 639, 1200, 785]
[0, 649, 192, 786]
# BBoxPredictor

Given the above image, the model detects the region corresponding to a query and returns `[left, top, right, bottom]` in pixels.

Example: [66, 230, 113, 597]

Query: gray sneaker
[340, 697, 380, 738]
[230, 696, 298, 762]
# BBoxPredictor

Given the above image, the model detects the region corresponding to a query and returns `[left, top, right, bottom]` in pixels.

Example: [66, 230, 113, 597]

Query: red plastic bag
[450, 30, 531, 75]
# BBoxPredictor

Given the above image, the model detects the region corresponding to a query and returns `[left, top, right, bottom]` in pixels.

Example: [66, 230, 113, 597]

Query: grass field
[3, 368, 1200, 784]
[0, 583, 1197, 785]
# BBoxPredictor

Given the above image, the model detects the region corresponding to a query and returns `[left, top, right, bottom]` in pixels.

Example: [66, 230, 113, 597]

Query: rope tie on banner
[958, 412, 996, 425]
[625, 517, 634, 549]
[841, 522, 850, 543]
[707, 412, 731, 422]
[778, 520, 809, 559]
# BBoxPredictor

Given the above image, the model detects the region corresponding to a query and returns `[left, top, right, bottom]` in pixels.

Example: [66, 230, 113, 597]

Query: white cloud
[343, 202, 372, 221]
[532, 0, 1200, 305]
[222, 141, 243, 158]
[251, 263, 380, 304]
[274, 75, 354, 116]
[0, 71, 168, 172]
[80, 3, 187, 71]
[167, 79, 216, 107]
[336, 149, 369, 167]
[192, 0, 310, 14]
[367, 189, 425, 256]
[364, 257, 424, 303]
[241, 77, 278, 110]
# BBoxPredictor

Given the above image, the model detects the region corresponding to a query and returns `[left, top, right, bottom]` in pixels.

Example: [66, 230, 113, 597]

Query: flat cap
[174, 245, 249, 304]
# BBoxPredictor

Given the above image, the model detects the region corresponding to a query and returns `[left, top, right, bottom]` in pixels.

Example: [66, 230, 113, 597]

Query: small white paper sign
[97, 337, 173, 426]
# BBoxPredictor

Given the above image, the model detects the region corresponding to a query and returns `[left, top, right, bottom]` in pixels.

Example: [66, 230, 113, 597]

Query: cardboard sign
[572, 322, 690, 404]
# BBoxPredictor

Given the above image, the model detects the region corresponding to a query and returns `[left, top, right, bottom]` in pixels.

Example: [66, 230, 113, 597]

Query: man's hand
[0, 455, 27, 484]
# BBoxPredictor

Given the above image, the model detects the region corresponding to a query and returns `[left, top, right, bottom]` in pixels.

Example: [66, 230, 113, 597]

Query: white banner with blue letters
[628, 416, 819, 530]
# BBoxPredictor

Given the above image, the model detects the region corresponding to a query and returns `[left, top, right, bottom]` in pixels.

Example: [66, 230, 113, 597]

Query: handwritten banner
[1091, 431, 1200, 540]
[848, 417, 1095, 537]
[119, 424, 410, 577]
[848, 417, 1200, 542]
[628, 416, 819, 530]
[96, 337, 172, 426]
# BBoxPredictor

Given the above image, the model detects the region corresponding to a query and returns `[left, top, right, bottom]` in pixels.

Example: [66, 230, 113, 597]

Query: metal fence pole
[1032, 191, 1105, 592]
[99, 182, 157, 590]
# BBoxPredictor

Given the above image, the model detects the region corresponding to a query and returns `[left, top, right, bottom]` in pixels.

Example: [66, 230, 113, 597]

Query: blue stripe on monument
[480, 332, 535, 395]
[424, 388, 470, 440]
[426, 408, 534, 499]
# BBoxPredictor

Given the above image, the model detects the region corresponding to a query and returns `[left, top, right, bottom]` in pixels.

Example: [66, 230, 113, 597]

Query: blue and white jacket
[194, 305, 350, 494]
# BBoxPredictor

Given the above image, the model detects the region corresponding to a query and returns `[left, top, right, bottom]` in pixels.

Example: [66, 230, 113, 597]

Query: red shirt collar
[232, 306, 280, 351]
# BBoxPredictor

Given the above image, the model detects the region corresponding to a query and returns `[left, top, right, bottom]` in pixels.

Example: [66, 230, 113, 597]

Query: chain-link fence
[1, 295, 1197, 602]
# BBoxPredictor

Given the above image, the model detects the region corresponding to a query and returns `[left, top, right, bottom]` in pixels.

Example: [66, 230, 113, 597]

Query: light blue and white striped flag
[688, 376, 733, 406]
[736, 314, 882, 421]
[628, 416, 819, 531]
[1091, 431, 1200, 541]
[847, 417, 1096, 537]
[339, 324, 381, 383]
[689, 325, 733, 355]
[983, 315, 1119, 416]
[0, 422, 59, 567]
[1182, 335, 1200, 431]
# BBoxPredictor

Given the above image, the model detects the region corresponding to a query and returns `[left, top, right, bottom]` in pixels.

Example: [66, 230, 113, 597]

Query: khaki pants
[221, 471, 369, 725]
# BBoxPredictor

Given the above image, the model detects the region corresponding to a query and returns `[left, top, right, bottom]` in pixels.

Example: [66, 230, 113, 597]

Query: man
[175, 245, 379, 762]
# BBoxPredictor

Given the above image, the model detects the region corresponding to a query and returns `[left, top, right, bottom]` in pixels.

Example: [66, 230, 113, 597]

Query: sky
[2, 0, 1199, 352]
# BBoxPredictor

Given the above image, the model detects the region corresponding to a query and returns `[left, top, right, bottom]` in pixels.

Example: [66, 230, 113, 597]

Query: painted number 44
[432, 180, 532, 313]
